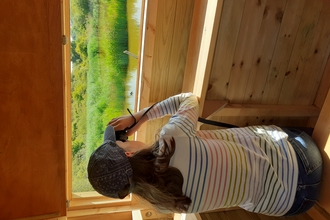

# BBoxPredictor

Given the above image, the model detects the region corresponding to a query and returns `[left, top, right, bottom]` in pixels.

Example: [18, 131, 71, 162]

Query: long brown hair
[128, 137, 191, 213]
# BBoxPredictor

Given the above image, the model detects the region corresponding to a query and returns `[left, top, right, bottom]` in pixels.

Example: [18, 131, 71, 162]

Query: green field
[70, 0, 130, 192]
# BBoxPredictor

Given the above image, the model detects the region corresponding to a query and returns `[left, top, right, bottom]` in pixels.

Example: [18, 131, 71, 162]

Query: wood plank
[294, 0, 330, 105]
[261, 0, 306, 104]
[307, 203, 330, 220]
[15, 213, 61, 220]
[225, 0, 266, 103]
[140, 209, 173, 219]
[67, 205, 145, 218]
[189, 0, 224, 115]
[69, 212, 132, 220]
[62, 0, 72, 203]
[272, 116, 310, 128]
[150, 0, 177, 101]
[238, 0, 286, 126]
[166, 0, 195, 98]
[278, 0, 324, 105]
[182, 0, 208, 93]
[206, 0, 245, 100]
[314, 56, 330, 108]
[312, 89, 330, 214]
[202, 100, 229, 118]
[242, 0, 286, 104]
[211, 103, 320, 117]
[0, 0, 66, 219]
[136, 0, 158, 142]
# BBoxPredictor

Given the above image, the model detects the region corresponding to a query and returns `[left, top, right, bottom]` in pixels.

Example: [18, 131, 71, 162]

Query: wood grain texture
[140, 0, 330, 216]
[278, 0, 324, 105]
[294, 0, 330, 105]
[261, 0, 306, 104]
[0, 0, 66, 219]
[206, 0, 245, 100]
[225, 0, 267, 103]
[242, 0, 286, 104]
[312, 89, 330, 214]
[182, 0, 208, 93]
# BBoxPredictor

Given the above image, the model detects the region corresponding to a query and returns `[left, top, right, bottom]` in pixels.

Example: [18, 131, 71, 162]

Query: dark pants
[282, 128, 323, 216]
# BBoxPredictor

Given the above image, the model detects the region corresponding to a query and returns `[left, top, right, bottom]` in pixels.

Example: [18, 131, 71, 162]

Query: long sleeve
[146, 93, 199, 122]
[146, 93, 298, 216]
[146, 93, 199, 138]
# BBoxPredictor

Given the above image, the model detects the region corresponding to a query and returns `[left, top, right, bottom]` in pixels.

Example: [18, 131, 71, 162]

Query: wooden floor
[200, 209, 312, 220]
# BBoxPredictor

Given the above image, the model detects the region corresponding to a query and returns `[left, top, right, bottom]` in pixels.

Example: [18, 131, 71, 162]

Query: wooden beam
[67, 205, 145, 218]
[201, 100, 228, 118]
[307, 203, 330, 220]
[312, 88, 330, 213]
[15, 213, 61, 220]
[182, 0, 224, 115]
[136, 0, 158, 142]
[205, 102, 321, 117]
[62, 0, 72, 203]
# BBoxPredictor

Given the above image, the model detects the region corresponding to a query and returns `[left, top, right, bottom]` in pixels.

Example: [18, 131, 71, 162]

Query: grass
[71, 0, 130, 192]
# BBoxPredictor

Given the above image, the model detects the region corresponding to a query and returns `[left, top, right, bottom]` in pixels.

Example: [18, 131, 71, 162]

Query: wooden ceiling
[138, 0, 330, 140]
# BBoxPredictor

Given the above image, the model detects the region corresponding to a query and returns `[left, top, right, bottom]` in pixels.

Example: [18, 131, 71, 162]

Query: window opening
[70, 0, 142, 193]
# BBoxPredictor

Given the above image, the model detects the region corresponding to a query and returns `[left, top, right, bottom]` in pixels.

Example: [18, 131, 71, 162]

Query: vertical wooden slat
[207, 0, 246, 100]
[261, 0, 306, 104]
[190, 0, 224, 114]
[278, 0, 324, 104]
[312, 89, 330, 214]
[62, 0, 72, 203]
[150, 0, 177, 102]
[313, 55, 330, 108]
[294, 0, 330, 105]
[243, 0, 287, 104]
[139, 0, 158, 107]
[166, 0, 195, 98]
[136, 0, 158, 142]
[225, 0, 266, 103]
[182, 0, 208, 94]
[239, 0, 286, 126]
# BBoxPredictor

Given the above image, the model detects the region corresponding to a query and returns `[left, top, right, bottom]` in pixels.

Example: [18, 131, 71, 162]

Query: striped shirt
[146, 93, 298, 216]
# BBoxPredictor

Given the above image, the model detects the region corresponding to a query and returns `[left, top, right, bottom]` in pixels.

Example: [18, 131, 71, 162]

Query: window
[69, 0, 142, 193]
[63, 0, 145, 216]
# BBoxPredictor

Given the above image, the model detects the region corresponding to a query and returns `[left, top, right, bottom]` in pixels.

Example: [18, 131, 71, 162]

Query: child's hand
[107, 115, 135, 133]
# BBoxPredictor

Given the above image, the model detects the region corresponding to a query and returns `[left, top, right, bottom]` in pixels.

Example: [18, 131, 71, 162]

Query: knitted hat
[87, 126, 133, 198]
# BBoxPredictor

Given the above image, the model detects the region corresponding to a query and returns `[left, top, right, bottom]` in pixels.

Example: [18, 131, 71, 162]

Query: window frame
[62, 0, 148, 217]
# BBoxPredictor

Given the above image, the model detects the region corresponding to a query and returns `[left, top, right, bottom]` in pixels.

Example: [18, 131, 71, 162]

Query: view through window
[70, 0, 142, 192]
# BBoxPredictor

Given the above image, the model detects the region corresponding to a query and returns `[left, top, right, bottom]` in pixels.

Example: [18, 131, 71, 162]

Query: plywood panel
[0, 0, 66, 219]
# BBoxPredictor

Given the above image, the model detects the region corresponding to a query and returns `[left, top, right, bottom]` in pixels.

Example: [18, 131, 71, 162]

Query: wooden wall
[0, 0, 66, 219]
[139, 0, 330, 141]
[138, 0, 196, 143]
[138, 0, 330, 217]
[205, 0, 330, 128]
